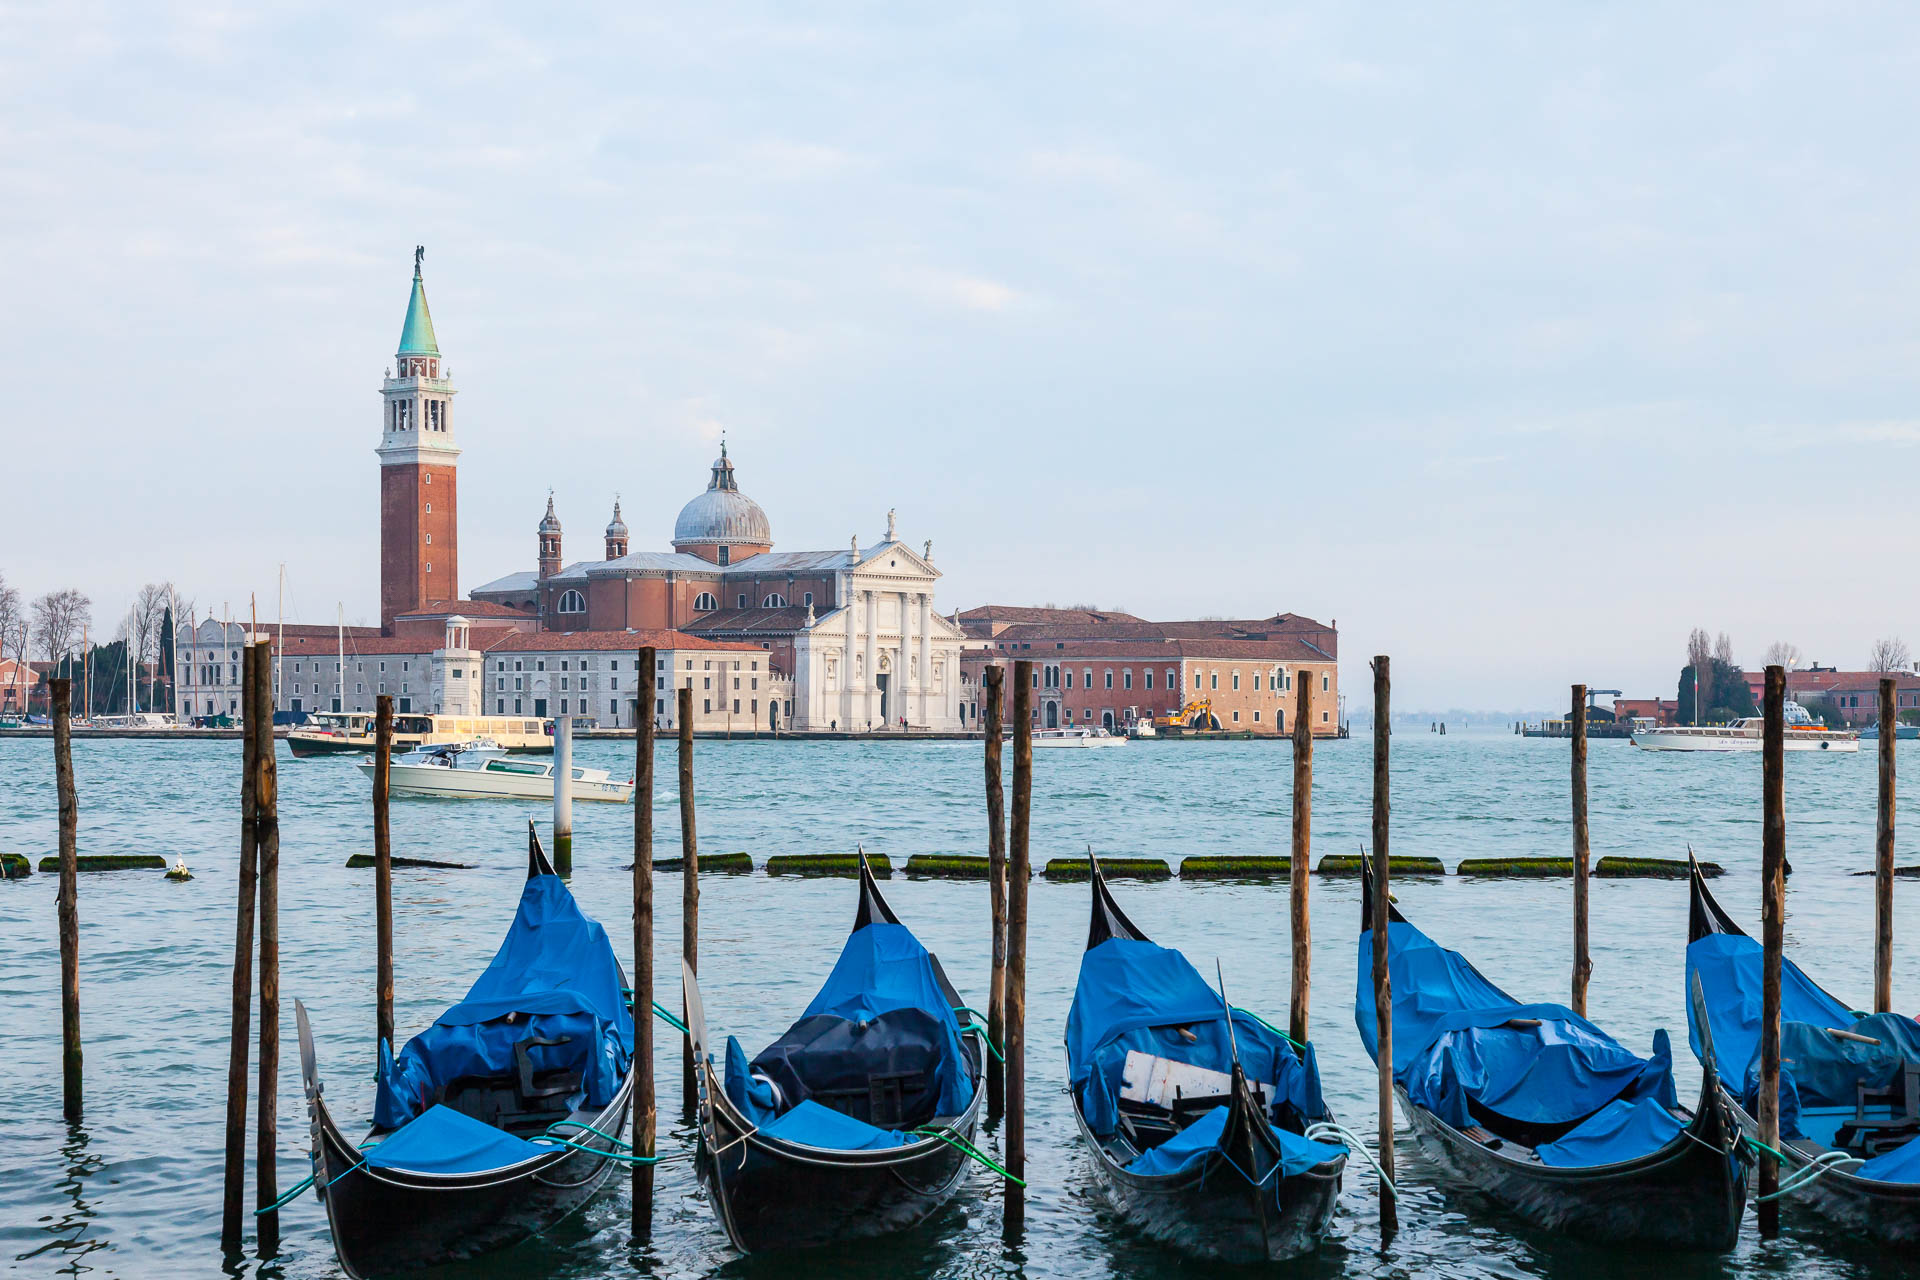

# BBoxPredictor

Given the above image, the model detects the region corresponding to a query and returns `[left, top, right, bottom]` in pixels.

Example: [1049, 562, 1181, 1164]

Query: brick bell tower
[378, 246, 460, 631]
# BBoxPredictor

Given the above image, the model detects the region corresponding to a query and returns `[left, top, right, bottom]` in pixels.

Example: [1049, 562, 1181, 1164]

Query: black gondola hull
[694, 1029, 985, 1254]
[1399, 1076, 1746, 1251]
[1068, 1098, 1342, 1262]
[1716, 1089, 1920, 1245]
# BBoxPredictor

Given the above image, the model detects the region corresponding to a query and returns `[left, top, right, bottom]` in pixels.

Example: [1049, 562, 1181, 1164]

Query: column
[898, 589, 914, 727]
[919, 592, 933, 727]
[863, 590, 877, 730]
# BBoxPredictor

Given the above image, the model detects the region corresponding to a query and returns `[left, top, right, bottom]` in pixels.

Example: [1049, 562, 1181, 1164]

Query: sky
[4, 3, 1919, 710]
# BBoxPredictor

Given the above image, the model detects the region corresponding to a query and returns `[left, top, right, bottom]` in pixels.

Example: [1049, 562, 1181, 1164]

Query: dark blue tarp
[1069, 937, 1329, 1139]
[1860, 1133, 1920, 1183]
[722, 920, 972, 1147]
[1687, 933, 1920, 1143]
[365, 1103, 549, 1175]
[374, 873, 633, 1129]
[1357, 920, 1679, 1140]
[758, 1099, 909, 1150]
[1536, 1096, 1684, 1168]
[1124, 1104, 1344, 1179]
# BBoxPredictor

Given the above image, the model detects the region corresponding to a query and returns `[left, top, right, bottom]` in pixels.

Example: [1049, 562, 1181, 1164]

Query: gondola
[1065, 857, 1346, 1262]
[1356, 865, 1745, 1248]
[1685, 858, 1920, 1241]
[682, 853, 986, 1253]
[294, 825, 635, 1277]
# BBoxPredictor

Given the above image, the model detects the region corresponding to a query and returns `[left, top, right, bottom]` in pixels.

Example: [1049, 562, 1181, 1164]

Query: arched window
[693, 592, 718, 612]
[763, 593, 787, 607]
[556, 590, 586, 614]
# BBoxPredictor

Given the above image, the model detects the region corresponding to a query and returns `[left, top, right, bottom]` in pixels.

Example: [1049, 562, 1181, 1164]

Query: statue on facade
[923, 539, 933, 562]
[886, 508, 897, 541]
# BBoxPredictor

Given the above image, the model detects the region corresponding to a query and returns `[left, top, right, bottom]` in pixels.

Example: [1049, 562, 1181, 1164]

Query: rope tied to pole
[912, 1125, 1026, 1186]
[1305, 1120, 1398, 1199]
[955, 1006, 1006, 1063]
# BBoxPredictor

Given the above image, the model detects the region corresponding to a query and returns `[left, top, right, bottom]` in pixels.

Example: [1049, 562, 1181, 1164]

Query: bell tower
[377, 246, 460, 630]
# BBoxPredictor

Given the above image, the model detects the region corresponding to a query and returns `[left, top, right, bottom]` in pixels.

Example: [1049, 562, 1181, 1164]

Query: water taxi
[356, 743, 632, 802]
[1630, 701, 1859, 753]
[1033, 726, 1128, 749]
[288, 711, 552, 758]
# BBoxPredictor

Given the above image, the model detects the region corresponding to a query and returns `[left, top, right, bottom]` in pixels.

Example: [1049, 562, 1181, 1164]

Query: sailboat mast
[277, 564, 285, 719]
[337, 603, 345, 714]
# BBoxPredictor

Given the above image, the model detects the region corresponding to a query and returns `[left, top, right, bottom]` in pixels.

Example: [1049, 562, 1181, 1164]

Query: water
[3, 731, 1917, 1279]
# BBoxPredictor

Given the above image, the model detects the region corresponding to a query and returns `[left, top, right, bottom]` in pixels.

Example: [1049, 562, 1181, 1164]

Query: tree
[1869, 636, 1912, 673]
[129, 582, 172, 712]
[31, 589, 90, 664]
[1685, 628, 1713, 722]
[1763, 641, 1803, 669]
[0, 572, 22, 664]
[1713, 631, 1735, 666]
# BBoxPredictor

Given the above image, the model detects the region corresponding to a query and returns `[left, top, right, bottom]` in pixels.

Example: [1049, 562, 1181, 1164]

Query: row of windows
[690, 591, 808, 612]
[1029, 665, 1328, 695]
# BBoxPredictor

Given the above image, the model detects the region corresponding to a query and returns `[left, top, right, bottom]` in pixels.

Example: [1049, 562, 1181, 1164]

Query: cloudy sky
[6, 3, 1919, 709]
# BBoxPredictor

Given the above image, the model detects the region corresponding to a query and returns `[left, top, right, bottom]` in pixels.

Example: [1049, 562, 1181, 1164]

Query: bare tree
[1686, 627, 1713, 716]
[1869, 636, 1913, 673]
[1713, 631, 1735, 666]
[1763, 641, 1803, 669]
[0, 573, 23, 710]
[31, 589, 90, 665]
[130, 582, 172, 712]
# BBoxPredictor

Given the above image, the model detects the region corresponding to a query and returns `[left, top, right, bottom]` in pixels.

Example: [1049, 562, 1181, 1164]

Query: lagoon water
[3, 730, 1918, 1279]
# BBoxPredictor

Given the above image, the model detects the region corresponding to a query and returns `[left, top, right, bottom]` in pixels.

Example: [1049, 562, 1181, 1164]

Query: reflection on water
[1, 732, 1917, 1278]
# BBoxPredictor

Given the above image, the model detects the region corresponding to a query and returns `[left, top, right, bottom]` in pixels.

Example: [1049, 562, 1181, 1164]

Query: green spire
[397, 245, 439, 355]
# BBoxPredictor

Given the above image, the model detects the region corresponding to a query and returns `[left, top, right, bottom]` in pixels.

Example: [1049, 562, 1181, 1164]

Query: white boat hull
[1631, 731, 1858, 753]
[356, 760, 633, 801]
[1032, 733, 1128, 749]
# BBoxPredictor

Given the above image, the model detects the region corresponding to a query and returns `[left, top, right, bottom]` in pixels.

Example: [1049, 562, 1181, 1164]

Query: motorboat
[1631, 702, 1858, 753]
[1033, 727, 1128, 749]
[1126, 719, 1157, 739]
[291, 711, 554, 758]
[357, 742, 632, 802]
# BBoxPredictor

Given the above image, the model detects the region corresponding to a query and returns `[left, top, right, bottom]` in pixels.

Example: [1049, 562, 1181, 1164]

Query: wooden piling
[553, 712, 573, 876]
[1005, 659, 1033, 1233]
[252, 640, 280, 1247]
[220, 649, 259, 1251]
[374, 696, 394, 1050]
[1571, 684, 1591, 1017]
[677, 685, 698, 1103]
[1877, 676, 1895, 1013]
[1371, 655, 1397, 1240]
[633, 648, 657, 1238]
[1290, 677, 1312, 1046]
[52, 677, 81, 1121]
[1758, 663, 1787, 1238]
[983, 665, 1008, 1117]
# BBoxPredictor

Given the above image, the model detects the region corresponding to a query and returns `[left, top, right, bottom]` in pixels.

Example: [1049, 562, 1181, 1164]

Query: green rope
[953, 1008, 1006, 1063]
[545, 1119, 635, 1151]
[254, 1140, 378, 1215]
[619, 988, 694, 1036]
[530, 1134, 660, 1164]
[912, 1125, 1027, 1187]
[1230, 1006, 1309, 1053]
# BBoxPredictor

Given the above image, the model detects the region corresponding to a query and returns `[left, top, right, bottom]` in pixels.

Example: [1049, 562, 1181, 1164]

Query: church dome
[673, 444, 771, 548]
[605, 499, 628, 539]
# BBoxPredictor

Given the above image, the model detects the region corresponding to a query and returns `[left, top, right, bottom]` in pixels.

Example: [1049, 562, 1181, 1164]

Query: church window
[763, 593, 786, 607]
[557, 590, 585, 614]
[694, 592, 718, 612]
[803, 592, 813, 607]
[738, 594, 748, 608]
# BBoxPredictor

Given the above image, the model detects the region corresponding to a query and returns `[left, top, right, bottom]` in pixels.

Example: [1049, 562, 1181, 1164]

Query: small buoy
[165, 857, 192, 882]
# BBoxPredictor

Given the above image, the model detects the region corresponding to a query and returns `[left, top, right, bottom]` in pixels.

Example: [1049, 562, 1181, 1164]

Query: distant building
[1610, 697, 1679, 726]
[958, 607, 1340, 735]
[0, 657, 34, 715]
[1737, 666, 1920, 725]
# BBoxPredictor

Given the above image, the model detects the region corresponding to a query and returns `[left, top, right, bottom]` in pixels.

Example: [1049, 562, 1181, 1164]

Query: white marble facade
[791, 541, 965, 732]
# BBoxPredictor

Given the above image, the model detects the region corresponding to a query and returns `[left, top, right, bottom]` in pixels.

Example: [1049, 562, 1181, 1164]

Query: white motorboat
[1125, 719, 1157, 739]
[357, 742, 633, 801]
[1032, 727, 1128, 749]
[1631, 701, 1859, 753]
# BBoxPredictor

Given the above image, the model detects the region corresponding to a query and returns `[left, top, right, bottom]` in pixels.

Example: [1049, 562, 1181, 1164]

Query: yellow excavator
[1156, 699, 1220, 730]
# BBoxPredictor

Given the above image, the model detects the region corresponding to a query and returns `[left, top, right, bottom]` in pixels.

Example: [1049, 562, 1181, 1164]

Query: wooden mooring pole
[677, 685, 699, 1104]
[52, 677, 81, 1121]
[220, 649, 259, 1251]
[1571, 684, 1591, 1017]
[1877, 676, 1896, 1013]
[1004, 659, 1033, 1234]
[1290, 677, 1312, 1045]
[1371, 655, 1397, 1241]
[252, 639, 281, 1248]
[633, 648, 657, 1238]
[983, 665, 1008, 1118]
[1758, 663, 1787, 1238]
[553, 712, 573, 876]
[374, 696, 394, 1051]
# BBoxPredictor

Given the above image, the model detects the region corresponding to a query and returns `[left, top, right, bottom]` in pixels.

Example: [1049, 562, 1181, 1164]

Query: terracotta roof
[682, 606, 812, 635]
[480, 629, 761, 654]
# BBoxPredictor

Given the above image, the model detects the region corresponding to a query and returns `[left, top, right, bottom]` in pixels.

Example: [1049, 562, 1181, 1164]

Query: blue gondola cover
[1535, 1096, 1685, 1167]
[374, 873, 634, 1128]
[364, 1103, 550, 1175]
[1124, 1104, 1344, 1178]
[1358, 920, 1678, 1141]
[758, 1099, 910, 1150]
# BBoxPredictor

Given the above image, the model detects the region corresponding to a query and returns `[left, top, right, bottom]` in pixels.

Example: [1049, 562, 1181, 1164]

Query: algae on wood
[657, 852, 752, 874]
[1043, 857, 1170, 881]
[1315, 854, 1444, 876]
[1595, 856, 1720, 878]
[1180, 857, 1292, 880]
[905, 855, 994, 879]
[766, 854, 892, 877]
[38, 854, 166, 873]
[1, 852, 31, 878]
[345, 854, 476, 870]
[1456, 857, 1573, 878]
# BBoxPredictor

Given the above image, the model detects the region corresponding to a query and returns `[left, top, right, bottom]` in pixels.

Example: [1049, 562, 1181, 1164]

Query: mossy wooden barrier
[664, 852, 752, 874]
[38, 854, 166, 873]
[1043, 858, 1171, 881]
[1856, 864, 1920, 879]
[1315, 854, 1444, 876]
[1180, 857, 1291, 880]
[345, 854, 476, 870]
[1595, 856, 1719, 878]
[766, 854, 892, 877]
[1, 852, 31, 878]
[1456, 857, 1573, 877]
[906, 855, 993, 879]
